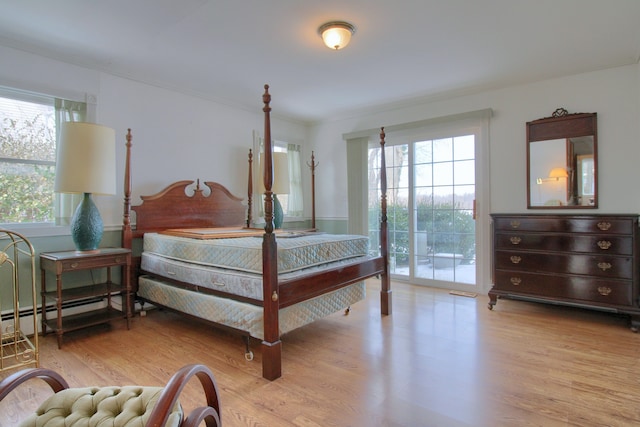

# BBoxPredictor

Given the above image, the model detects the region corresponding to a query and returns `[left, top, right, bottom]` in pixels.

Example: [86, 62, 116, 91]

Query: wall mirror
[526, 108, 597, 209]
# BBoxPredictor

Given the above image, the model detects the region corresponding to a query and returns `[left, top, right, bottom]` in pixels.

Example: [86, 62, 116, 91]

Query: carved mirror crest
[526, 108, 597, 209]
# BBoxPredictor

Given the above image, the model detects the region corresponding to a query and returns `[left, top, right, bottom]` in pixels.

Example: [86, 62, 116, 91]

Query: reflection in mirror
[526, 109, 597, 209]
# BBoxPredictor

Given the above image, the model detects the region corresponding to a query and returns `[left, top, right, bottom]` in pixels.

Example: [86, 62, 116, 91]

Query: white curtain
[286, 143, 303, 217]
[253, 130, 265, 221]
[54, 99, 86, 225]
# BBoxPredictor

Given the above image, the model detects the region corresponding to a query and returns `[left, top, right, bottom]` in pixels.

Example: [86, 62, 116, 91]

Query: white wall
[96, 74, 310, 227]
[308, 64, 639, 292]
[0, 45, 309, 230]
[2, 43, 639, 229]
[310, 64, 640, 218]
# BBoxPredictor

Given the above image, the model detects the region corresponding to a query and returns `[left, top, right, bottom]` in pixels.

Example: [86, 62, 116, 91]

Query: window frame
[252, 131, 304, 226]
[0, 84, 96, 237]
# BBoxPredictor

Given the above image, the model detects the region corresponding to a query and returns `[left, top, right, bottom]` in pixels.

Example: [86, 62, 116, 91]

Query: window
[368, 135, 476, 285]
[253, 131, 304, 222]
[0, 87, 86, 226]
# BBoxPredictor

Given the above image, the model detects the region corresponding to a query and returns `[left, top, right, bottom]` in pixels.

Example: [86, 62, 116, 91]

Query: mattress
[141, 251, 372, 301]
[142, 232, 369, 274]
[138, 275, 366, 340]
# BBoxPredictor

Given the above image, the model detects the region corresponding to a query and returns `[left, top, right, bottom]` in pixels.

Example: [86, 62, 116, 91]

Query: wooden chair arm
[182, 406, 222, 427]
[0, 367, 69, 402]
[146, 364, 221, 427]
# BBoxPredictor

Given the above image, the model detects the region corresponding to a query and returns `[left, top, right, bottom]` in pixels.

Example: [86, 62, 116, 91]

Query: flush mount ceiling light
[318, 21, 356, 50]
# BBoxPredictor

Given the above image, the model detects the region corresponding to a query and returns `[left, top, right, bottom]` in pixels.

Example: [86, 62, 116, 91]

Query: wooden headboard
[121, 128, 250, 243]
[132, 180, 245, 233]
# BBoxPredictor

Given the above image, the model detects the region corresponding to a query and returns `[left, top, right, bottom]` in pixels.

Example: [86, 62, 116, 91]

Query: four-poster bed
[122, 85, 391, 380]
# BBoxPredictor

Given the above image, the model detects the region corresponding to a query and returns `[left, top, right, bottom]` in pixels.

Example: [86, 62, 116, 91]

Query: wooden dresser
[489, 214, 640, 330]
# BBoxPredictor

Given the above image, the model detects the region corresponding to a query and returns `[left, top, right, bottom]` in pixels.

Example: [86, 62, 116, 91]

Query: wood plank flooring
[2, 279, 640, 426]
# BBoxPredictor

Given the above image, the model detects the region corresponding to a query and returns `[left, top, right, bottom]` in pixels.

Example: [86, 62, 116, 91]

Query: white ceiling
[1, 0, 639, 123]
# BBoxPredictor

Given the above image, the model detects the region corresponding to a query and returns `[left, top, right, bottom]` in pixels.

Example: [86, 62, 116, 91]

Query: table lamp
[54, 122, 116, 252]
[260, 152, 290, 229]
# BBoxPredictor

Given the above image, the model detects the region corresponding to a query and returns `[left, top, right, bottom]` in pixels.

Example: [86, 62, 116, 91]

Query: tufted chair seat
[0, 364, 221, 427]
[21, 385, 182, 427]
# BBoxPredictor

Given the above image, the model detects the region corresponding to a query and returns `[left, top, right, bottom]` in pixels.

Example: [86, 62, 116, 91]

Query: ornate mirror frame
[526, 108, 598, 209]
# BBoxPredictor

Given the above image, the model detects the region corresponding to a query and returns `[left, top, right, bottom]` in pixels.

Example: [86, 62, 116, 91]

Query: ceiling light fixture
[318, 21, 356, 50]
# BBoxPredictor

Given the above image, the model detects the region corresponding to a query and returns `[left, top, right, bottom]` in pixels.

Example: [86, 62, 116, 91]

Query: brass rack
[0, 229, 38, 372]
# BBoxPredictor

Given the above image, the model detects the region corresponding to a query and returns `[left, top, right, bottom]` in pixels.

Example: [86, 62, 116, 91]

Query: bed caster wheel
[344, 307, 351, 315]
[487, 303, 494, 310]
[242, 336, 253, 361]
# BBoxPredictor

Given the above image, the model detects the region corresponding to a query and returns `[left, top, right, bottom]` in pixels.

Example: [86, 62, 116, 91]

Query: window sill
[0, 224, 121, 239]
[0, 223, 69, 238]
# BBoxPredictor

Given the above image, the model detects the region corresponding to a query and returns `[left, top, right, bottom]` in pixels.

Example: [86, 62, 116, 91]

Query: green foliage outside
[369, 200, 475, 265]
[0, 112, 56, 223]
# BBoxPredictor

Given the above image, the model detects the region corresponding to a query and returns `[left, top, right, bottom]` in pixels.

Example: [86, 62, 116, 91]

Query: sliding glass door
[368, 132, 478, 289]
[413, 135, 475, 284]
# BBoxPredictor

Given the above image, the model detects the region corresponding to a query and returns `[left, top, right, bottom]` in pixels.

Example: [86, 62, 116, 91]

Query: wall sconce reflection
[536, 167, 568, 184]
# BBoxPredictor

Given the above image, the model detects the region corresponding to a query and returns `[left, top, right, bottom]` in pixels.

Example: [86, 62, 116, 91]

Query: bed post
[261, 84, 282, 380]
[247, 149, 253, 228]
[122, 129, 133, 250]
[121, 129, 137, 302]
[307, 152, 318, 231]
[379, 128, 392, 315]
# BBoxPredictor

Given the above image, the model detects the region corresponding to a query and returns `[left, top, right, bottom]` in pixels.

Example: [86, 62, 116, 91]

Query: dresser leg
[488, 292, 498, 310]
[629, 315, 640, 333]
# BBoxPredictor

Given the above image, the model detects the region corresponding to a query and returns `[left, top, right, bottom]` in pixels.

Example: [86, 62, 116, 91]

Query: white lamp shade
[54, 122, 116, 195]
[548, 167, 568, 179]
[259, 152, 290, 195]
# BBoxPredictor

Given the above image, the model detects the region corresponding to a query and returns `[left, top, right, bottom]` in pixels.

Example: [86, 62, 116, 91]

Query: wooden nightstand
[40, 248, 132, 348]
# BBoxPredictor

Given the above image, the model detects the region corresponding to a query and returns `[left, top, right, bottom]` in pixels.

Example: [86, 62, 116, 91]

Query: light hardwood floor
[2, 279, 640, 427]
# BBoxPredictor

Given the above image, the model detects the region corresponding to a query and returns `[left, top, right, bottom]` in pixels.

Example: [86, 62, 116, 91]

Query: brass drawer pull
[510, 256, 522, 264]
[597, 241, 612, 250]
[597, 286, 612, 296]
[597, 222, 611, 231]
[597, 262, 612, 271]
[70, 262, 79, 269]
[509, 236, 521, 245]
[510, 220, 520, 229]
[115, 257, 122, 263]
[510, 277, 522, 286]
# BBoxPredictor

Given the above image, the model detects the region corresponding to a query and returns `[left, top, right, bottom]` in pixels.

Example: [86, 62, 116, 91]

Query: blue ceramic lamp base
[273, 194, 284, 229]
[70, 193, 104, 252]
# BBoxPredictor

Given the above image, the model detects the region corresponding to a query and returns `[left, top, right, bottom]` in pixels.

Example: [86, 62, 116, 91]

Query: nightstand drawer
[40, 248, 131, 274]
[60, 255, 129, 270]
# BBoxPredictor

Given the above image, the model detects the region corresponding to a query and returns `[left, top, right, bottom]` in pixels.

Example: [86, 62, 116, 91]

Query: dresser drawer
[494, 233, 633, 255]
[494, 270, 633, 306]
[494, 250, 633, 279]
[493, 216, 635, 235]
